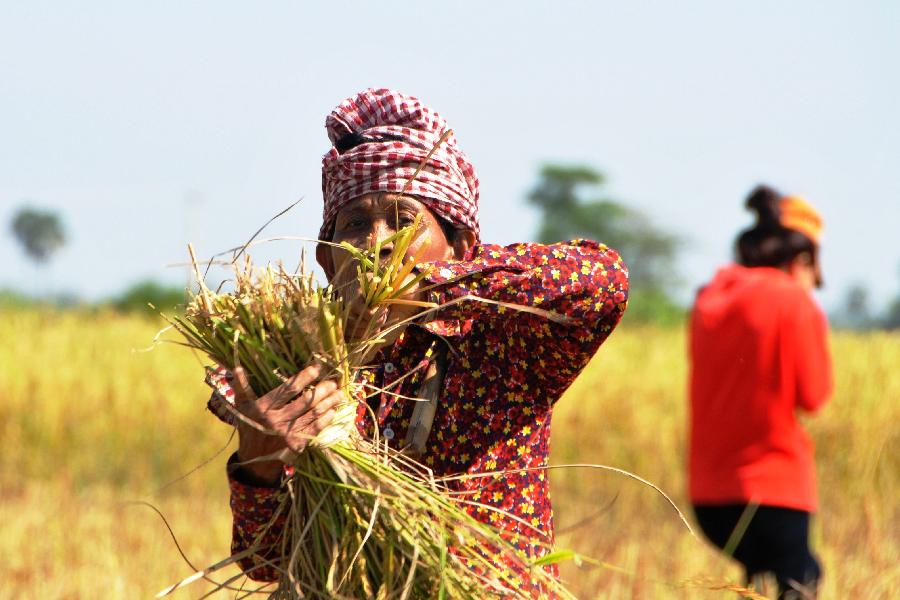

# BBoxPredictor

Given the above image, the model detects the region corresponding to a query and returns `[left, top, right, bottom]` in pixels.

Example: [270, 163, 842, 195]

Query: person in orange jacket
[688, 185, 833, 599]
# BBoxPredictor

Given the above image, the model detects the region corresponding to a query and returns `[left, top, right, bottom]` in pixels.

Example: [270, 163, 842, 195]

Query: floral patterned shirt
[224, 240, 628, 590]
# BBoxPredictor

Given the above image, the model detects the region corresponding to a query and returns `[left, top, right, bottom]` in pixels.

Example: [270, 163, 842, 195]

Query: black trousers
[693, 504, 821, 599]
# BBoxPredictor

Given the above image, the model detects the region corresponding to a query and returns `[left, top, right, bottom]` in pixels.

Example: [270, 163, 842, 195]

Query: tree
[882, 264, 900, 330]
[527, 164, 683, 323]
[883, 298, 900, 330]
[112, 280, 186, 315]
[10, 207, 66, 265]
[835, 283, 872, 330]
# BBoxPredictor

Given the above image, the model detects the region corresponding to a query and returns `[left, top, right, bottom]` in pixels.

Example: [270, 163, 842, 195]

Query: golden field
[0, 308, 897, 599]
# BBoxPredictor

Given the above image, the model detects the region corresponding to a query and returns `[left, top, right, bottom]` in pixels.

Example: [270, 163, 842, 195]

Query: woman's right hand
[231, 363, 344, 486]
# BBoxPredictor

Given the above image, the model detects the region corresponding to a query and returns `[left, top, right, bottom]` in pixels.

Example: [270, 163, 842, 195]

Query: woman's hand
[231, 363, 344, 486]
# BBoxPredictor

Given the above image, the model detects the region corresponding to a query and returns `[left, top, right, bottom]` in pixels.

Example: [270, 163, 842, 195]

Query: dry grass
[551, 327, 900, 599]
[0, 308, 897, 598]
[0, 308, 236, 599]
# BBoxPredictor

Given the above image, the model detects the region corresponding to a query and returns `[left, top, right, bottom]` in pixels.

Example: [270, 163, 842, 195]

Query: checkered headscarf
[320, 88, 480, 241]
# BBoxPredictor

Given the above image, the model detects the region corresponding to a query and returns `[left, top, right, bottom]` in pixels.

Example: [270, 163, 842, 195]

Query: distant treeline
[4, 279, 900, 330]
[0, 280, 683, 325]
[0, 280, 186, 316]
[830, 283, 900, 331]
[7, 164, 899, 329]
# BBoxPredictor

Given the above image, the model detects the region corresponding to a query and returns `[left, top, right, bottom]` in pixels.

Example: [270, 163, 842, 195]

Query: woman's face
[788, 252, 818, 292]
[317, 193, 473, 284]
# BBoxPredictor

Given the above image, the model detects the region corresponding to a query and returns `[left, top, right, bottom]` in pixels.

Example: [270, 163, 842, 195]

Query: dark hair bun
[736, 184, 818, 282]
[745, 185, 781, 230]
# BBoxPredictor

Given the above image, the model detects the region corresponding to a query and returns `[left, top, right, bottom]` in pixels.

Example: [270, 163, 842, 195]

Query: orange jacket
[688, 265, 832, 511]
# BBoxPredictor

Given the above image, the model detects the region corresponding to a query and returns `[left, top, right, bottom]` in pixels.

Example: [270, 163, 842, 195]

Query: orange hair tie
[779, 196, 823, 244]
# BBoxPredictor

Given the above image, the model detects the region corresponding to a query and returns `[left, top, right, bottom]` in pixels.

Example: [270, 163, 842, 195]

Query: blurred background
[2, 1, 899, 324]
[1, 2, 897, 598]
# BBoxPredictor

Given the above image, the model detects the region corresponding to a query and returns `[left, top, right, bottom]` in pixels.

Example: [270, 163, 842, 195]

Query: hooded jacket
[688, 265, 832, 511]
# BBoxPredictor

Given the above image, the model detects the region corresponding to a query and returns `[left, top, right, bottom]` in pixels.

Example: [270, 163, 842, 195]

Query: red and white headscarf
[320, 88, 480, 241]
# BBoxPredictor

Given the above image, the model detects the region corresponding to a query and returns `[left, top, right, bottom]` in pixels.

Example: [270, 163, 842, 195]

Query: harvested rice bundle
[162, 230, 574, 599]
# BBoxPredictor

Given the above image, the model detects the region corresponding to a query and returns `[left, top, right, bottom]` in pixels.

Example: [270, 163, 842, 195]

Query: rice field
[0, 307, 897, 598]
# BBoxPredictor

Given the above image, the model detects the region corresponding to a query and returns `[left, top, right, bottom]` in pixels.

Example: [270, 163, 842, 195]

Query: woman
[210, 88, 630, 593]
[688, 185, 833, 599]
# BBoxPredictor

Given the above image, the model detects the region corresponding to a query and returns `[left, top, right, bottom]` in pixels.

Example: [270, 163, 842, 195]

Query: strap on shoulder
[402, 343, 449, 457]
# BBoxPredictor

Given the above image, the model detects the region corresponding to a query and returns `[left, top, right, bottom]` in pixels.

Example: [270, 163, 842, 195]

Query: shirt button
[383, 427, 395, 440]
[384, 362, 396, 374]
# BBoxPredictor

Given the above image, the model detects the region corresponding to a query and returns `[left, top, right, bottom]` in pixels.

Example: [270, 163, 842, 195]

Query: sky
[2, 1, 898, 313]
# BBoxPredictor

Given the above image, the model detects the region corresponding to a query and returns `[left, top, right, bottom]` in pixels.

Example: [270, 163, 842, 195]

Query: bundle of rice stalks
[161, 231, 574, 599]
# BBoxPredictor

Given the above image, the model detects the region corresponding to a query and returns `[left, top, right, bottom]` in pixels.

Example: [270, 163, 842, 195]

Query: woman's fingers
[277, 385, 344, 450]
[231, 366, 257, 406]
[284, 363, 324, 392]
[312, 388, 345, 417]
[283, 407, 338, 453]
[278, 364, 324, 402]
[313, 408, 337, 432]
[260, 363, 326, 411]
[233, 361, 345, 457]
[279, 380, 341, 420]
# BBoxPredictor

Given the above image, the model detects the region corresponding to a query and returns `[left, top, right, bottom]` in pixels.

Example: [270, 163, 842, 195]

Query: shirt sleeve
[788, 295, 833, 413]
[228, 453, 286, 582]
[422, 240, 629, 393]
